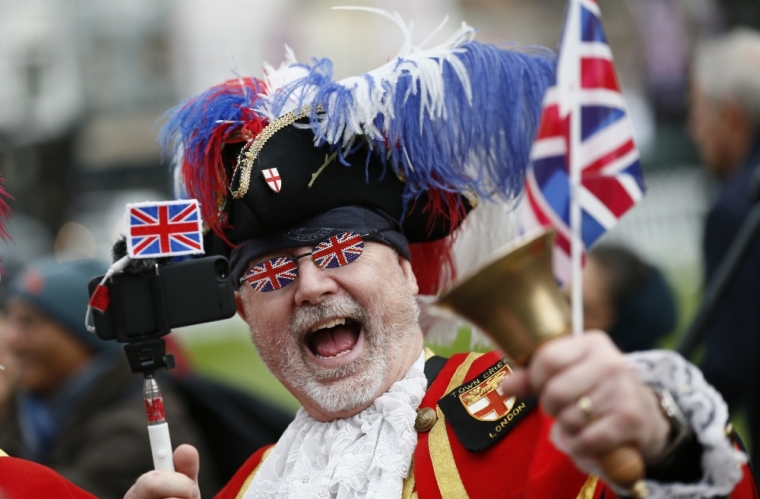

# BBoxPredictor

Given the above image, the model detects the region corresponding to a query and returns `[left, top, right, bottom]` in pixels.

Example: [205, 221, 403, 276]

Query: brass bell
[435, 228, 647, 498]
[436, 228, 570, 366]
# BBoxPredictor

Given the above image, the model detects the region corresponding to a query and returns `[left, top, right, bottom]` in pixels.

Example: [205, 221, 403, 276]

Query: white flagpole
[566, 0, 584, 337]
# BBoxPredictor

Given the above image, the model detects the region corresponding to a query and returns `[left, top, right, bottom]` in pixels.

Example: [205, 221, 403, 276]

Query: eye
[245, 257, 298, 292]
[311, 232, 364, 268]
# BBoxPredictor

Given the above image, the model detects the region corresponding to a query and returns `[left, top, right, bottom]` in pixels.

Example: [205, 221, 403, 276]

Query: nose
[292, 258, 340, 306]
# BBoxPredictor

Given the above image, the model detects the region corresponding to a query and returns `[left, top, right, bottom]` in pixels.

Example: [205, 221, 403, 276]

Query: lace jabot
[243, 351, 427, 499]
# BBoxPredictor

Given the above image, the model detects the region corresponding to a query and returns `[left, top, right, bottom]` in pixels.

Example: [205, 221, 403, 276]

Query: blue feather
[265, 39, 555, 218]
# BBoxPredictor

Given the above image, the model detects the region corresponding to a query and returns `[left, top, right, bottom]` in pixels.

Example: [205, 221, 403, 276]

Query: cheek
[242, 291, 295, 360]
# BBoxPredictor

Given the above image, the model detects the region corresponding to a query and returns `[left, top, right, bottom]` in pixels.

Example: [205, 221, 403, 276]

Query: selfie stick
[144, 374, 175, 471]
[86, 257, 177, 472]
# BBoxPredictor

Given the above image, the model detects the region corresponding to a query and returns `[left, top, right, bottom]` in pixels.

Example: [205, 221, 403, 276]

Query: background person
[0, 258, 218, 499]
[689, 28, 760, 470]
[578, 244, 677, 353]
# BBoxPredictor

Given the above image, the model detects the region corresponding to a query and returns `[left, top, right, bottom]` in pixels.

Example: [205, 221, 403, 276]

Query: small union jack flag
[126, 200, 204, 259]
[312, 232, 364, 268]
[519, 0, 645, 284]
[245, 257, 298, 292]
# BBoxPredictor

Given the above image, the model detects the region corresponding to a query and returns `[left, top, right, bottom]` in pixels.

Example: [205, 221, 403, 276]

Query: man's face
[688, 83, 737, 178]
[236, 241, 423, 421]
[6, 299, 91, 396]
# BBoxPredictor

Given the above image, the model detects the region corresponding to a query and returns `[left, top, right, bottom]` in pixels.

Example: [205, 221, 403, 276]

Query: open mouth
[304, 317, 363, 360]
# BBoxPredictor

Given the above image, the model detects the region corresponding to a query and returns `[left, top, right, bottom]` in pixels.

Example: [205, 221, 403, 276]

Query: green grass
[182, 334, 301, 413]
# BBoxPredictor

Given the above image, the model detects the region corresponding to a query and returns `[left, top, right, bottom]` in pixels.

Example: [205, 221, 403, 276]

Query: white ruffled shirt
[244, 350, 744, 499]
[243, 352, 427, 499]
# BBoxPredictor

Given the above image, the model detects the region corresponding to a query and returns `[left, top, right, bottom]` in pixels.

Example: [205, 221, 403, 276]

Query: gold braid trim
[428, 352, 483, 499]
[234, 446, 275, 499]
[401, 456, 417, 499]
[229, 106, 313, 199]
[575, 476, 599, 499]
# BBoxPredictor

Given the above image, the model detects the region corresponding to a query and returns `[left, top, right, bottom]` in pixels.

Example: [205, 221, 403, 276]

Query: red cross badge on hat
[262, 168, 282, 193]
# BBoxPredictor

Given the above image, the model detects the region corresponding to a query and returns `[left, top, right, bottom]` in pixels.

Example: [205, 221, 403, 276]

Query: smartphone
[88, 256, 237, 342]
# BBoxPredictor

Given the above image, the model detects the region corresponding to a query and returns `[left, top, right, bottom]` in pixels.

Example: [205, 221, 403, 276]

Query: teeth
[310, 317, 347, 332]
[315, 349, 352, 360]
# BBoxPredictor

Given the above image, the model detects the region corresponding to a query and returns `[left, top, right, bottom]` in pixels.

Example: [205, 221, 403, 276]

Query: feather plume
[261, 17, 555, 229]
[159, 77, 268, 239]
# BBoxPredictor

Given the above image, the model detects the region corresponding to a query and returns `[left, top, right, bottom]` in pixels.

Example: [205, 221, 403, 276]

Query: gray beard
[252, 293, 419, 415]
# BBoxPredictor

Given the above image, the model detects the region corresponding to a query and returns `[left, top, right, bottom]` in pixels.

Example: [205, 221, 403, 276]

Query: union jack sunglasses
[240, 229, 392, 292]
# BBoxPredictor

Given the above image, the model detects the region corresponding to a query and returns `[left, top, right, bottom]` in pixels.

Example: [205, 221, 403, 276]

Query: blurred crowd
[1, 0, 760, 496]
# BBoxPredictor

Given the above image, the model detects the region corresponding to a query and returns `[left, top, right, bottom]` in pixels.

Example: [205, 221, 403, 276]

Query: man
[0, 259, 218, 498]
[576, 245, 676, 352]
[128, 19, 756, 499]
[689, 28, 760, 471]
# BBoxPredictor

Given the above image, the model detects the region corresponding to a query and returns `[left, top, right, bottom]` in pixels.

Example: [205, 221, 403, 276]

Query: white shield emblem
[262, 168, 282, 193]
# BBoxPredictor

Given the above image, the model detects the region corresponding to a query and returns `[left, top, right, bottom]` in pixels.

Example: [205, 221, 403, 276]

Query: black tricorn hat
[160, 18, 554, 293]
[221, 120, 470, 246]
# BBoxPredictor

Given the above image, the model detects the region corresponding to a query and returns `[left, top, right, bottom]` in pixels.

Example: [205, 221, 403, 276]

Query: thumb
[174, 444, 200, 486]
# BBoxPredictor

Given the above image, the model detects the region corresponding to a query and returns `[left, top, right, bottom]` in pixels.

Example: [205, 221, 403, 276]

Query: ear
[235, 291, 249, 322]
[398, 255, 419, 296]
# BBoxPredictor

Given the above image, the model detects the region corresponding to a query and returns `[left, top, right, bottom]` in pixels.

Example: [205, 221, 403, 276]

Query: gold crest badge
[459, 365, 516, 421]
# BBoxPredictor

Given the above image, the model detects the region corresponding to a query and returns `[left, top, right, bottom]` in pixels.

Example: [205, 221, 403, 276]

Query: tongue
[311, 326, 359, 358]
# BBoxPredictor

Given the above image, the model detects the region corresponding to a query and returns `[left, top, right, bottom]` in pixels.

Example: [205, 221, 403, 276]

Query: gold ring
[576, 395, 594, 421]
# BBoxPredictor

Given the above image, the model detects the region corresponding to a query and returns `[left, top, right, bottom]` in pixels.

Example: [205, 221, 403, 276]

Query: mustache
[290, 295, 370, 338]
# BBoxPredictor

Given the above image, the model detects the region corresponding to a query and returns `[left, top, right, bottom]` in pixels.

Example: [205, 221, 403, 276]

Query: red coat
[0, 454, 97, 499]
[216, 352, 759, 499]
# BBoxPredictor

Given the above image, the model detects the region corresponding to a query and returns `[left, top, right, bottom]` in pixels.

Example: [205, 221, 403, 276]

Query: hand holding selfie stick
[437, 229, 648, 498]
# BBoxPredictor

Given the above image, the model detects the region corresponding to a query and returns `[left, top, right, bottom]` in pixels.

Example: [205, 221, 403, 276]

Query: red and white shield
[460, 368, 516, 421]
[262, 168, 282, 193]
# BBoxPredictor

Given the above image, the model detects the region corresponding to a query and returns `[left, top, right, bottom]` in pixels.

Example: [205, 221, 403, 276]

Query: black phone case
[88, 256, 237, 341]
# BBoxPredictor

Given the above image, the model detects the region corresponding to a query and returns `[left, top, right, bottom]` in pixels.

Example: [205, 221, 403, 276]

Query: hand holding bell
[437, 229, 658, 498]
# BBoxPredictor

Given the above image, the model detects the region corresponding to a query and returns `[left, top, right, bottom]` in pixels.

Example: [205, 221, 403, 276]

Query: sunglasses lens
[246, 257, 298, 292]
[312, 231, 364, 269]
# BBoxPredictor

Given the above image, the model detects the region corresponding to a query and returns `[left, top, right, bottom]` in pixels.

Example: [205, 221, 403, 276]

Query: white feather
[259, 11, 477, 149]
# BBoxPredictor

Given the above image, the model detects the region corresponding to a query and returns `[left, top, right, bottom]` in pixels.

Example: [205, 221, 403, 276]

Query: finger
[174, 445, 200, 483]
[555, 395, 595, 436]
[499, 367, 533, 399]
[526, 335, 591, 393]
[561, 379, 648, 459]
[540, 350, 627, 417]
[563, 412, 637, 459]
[124, 470, 198, 499]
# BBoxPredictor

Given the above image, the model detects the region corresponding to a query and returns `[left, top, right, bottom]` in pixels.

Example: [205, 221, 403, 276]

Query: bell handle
[599, 444, 647, 498]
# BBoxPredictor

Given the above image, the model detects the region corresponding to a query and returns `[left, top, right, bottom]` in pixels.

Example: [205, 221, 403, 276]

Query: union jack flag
[519, 0, 645, 284]
[245, 257, 298, 292]
[126, 200, 204, 259]
[312, 232, 364, 269]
